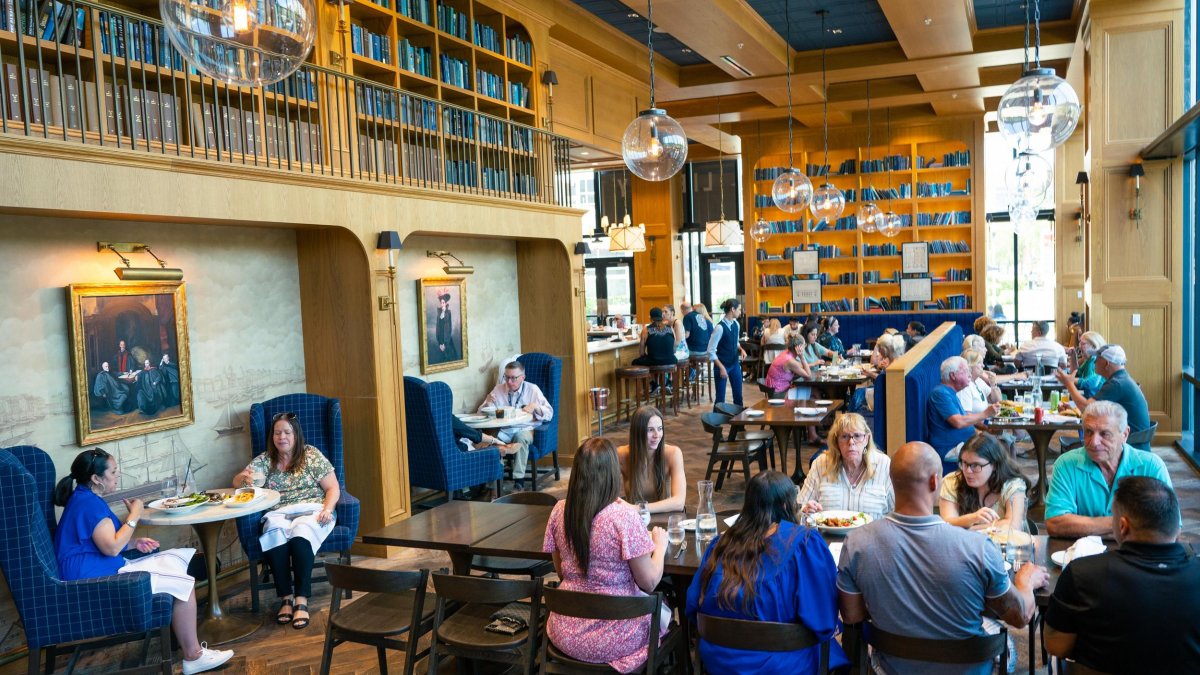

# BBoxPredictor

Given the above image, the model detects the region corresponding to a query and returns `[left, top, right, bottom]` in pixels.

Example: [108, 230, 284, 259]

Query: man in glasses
[478, 361, 553, 491]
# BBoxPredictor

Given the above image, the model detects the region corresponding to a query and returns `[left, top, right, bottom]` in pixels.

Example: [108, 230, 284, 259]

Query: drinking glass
[250, 470, 266, 488]
[667, 514, 686, 548]
[637, 501, 651, 527]
[1005, 519, 1034, 568]
[696, 480, 718, 544]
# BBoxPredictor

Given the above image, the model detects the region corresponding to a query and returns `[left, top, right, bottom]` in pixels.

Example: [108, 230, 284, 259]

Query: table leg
[1031, 430, 1053, 505]
[790, 429, 806, 485]
[771, 425, 791, 476]
[449, 551, 474, 575]
[192, 519, 262, 645]
[668, 573, 696, 675]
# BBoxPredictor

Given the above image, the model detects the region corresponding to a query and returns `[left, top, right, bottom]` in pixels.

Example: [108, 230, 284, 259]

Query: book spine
[25, 67, 42, 124]
[46, 72, 61, 127]
[62, 72, 79, 129]
[160, 91, 176, 144]
[4, 62, 21, 121]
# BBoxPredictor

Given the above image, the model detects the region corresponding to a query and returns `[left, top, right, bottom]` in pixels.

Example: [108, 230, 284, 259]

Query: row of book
[476, 68, 503, 99]
[265, 71, 318, 102]
[860, 155, 911, 173]
[507, 35, 532, 65]
[397, 38, 433, 77]
[916, 180, 971, 197]
[397, 0, 430, 24]
[439, 54, 470, 88]
[925, 295, 972, 309]
[918, 150, 970, 168]
[759, 299, 860, 314]
[927, 239, 971, 253]
[507, 81, 529, 107]
[758, 274, 794, 288]
[862, 243, 900, 257]
[351, 23, 392, 65]
[356, 86, 401, 121]
[812, 244, 842, 259]
[937, 268, 972, 281]
[473, 20, 502, 53]
[916, 210, 970, 226]
[436, 1, 468, 39]
[98, 12, 185, 71]
[754, 166, 790, 181]
[4, 0, 86, 45]
[865, 296, 919, 312]
[862, 184, 911, 200]
[862, 270, 900, 284]
[831, 272, 857, 285]
[810, 216, 857, 231]
[192, 102, 324, 164]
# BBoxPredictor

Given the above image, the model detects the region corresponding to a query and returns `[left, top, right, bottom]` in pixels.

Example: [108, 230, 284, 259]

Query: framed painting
[417, 277, 468, 374]
[67, 282, 194, 444]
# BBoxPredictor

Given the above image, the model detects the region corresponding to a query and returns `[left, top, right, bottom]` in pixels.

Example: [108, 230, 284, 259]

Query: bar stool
[688, 355, 714, 405]
[647, 364, 679, 416]
[674, 361, 692, 410]
[615, 366, 651, 424]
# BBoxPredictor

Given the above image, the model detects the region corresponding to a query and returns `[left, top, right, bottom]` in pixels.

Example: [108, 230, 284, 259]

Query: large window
[1182, 0, 1197, 456]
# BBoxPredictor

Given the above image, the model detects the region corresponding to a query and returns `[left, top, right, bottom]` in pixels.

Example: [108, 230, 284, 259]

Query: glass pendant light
[705, 99, 742, 247]
[771, 0, 813, 213]
[1009, 197, 1039, 226]
[1006, 151, 1053, 203]
[622, 0, 687, 181]
[879, 105, 901, 237]
[996, 0, 1080, 152]
[857, 80, 881, 234]
[809, 10, 844, 225]
[161, 0, 317, 86]
[750, 217, 772, 243]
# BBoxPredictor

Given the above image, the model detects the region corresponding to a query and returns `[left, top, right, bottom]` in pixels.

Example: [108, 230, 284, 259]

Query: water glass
[250, 470, 266, 488]
[1005, 520, 1034, 567]
[667, 514, 686, 548]
[637, 501, 651, 527]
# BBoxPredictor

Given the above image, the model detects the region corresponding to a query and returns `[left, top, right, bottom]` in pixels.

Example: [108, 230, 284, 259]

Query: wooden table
[986, 416, 1082, 504]
[727, 399, 843, 482]
[462, 410, 534, 430]
[790, 372, 867, 406]
[141, 488, 281, 645]
[997, 380, 1067, 393]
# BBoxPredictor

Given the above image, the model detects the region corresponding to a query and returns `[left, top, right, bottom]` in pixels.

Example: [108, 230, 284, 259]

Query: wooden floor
[8, 383, 1197, 674]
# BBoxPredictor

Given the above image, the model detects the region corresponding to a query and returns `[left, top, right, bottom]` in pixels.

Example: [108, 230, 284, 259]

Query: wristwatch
[126, 519, 139, 530]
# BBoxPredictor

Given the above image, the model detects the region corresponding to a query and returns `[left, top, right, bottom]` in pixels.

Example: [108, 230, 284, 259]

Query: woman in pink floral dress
[542, 437, 671, 672]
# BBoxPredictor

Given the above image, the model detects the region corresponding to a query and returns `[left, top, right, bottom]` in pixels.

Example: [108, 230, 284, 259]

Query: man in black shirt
[1044, 476, 1200, 672]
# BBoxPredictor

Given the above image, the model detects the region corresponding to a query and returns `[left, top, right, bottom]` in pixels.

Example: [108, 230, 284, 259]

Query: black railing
[0, 0, 573, 206]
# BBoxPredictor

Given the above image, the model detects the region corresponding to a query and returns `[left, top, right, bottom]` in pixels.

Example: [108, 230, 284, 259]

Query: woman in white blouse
[798, 413, 894, 518]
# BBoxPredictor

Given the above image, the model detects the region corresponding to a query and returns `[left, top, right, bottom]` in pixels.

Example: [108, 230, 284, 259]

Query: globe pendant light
[622, 0, 687, 181]
[771, 0, 813, 214]
[809, 10, 844, 226]
[751, 122, 773, 243]
[857, 79, 880, 234]
[1006, 151, 1053, 203]
[161, 0, 317, 87]
[705, 98, 742, 247]
[1009, 197, 1038, 226]
[996, 0, 1080, 152]
[879, 105, 901, 238]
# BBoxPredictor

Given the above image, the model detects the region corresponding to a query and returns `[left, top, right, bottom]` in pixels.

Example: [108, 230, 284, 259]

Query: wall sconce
[1129, 163, 1145, 226]
[541, 69, 558, 130]
[376, 230, 402, 311]
[1074, 171, 1089, 242]
[98, 242, 183, 281]
[573, 242, 591, 255]
[427, 250, 474, 275]
[324, 0, 351, 70]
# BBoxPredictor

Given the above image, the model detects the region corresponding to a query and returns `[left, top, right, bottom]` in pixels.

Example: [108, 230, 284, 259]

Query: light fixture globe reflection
[857, 202, 883, 234]
[1006, 152, 1053, 203]
[750, 217, 773, 244]
[1008, 197, 1039, 225]
[160, 0, 317, 86]
[810, 183, 846, 224]
[771, 169, 813, 213]
[621, 108, 688, 181]
[997, 68, 1081, 152]
[879, 211, 902, 237]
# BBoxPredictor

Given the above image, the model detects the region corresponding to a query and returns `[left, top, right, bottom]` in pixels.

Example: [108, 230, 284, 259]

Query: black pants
[262, 538, 316, 598]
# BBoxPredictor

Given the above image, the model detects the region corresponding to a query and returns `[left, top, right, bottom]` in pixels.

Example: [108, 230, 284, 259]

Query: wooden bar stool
[615, 366, 651, 424]
[689, 355, 714, 405]
[674, 361, 692, 410]
[647, 364, 678, 416]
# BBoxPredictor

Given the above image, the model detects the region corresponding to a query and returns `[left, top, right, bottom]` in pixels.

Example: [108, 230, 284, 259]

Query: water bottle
[696, 480, 718, 545]
[1032, 355, 1044, 408]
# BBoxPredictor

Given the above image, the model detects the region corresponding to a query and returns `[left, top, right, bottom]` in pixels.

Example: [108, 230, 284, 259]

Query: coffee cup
[496, 407, 507, 419]
[481, 406, 496, 418]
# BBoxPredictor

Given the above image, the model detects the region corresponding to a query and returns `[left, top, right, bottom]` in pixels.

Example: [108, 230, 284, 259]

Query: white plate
[744, 409, 765, 417]
[812, 510, 871, 535]
[456, 414, 487, 423]
[1050, 551, 1069, 566]
[678, 518, 697, 531]
[767, 398, 786, 406]
[147, 497, 208, 514]
[223, 489, 266, 509]
[795, 407, 827, 416]
[814, 399, 834, 405]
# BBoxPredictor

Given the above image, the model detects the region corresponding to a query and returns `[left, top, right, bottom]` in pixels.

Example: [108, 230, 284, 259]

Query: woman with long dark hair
[939, 433, 1029, 531]
[542, 438, 670, 672]
[686, 471, 846, 673]
[617, 406, 686, 513]
[54, 449, 234, 674]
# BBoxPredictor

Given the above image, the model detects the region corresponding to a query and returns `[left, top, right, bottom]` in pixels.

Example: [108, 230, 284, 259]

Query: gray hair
[504, 361, 525, 373]
[940, 356, 968, 383]
[1032, 320, 1050, 336]
[962, 335, 985, 352]
[962, 349, 985, 369]
[875, 333, 906, 360]
[1083, 400, 1129, 432]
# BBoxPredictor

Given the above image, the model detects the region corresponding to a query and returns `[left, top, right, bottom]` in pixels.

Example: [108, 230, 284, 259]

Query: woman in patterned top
[233, 412, 339, 629]
[798, 413, 894, 518]
[542, 437, 670, 672]
[939, 433, 1029, 531]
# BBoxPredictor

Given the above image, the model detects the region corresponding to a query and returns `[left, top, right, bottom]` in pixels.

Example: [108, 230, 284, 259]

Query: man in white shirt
[478, 361, 553, 490]
[1016, 320, 1068, 371]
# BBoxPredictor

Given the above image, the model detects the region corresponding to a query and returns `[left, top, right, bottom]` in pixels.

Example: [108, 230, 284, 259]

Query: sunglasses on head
[272, 412, 298, 422]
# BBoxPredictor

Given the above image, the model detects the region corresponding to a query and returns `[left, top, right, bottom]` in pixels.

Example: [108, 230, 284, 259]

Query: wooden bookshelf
[750, 135, 978, 315]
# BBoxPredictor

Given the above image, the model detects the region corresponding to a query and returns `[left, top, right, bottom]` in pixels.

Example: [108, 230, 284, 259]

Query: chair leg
[741, 455, 752, 484]
[27, 646, 40, 675]
[42, 646, 54, 675]
[531, 460, 540, 492]
[552, 450, 561, 481]
[340, 552, 353, 600]
[377, 645, 388, 675]
[704, 453, 719, 483]
[319, 631, 337, 675]
[159, 625, 173, 675]
[249, 559, 261, 613]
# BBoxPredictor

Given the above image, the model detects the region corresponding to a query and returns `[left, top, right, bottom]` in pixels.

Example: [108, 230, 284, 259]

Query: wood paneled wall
[631, 174, 684, 322]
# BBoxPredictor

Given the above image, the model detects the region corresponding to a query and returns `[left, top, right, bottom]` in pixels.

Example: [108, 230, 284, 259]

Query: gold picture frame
[417, 277, 468, 374]
[67, 282, 194, 444]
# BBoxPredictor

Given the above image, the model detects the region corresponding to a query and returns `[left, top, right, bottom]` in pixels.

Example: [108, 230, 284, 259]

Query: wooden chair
[471, 491, 558, 578]
[852, 621, 1008, 674]
[319, 564, 436, 675]
[428, 573, 543, 675]
[714, 402, 777, 470]
[696, 613, 830, 675]
[540, 586, 683, 674]
[700, 413, 767, 491]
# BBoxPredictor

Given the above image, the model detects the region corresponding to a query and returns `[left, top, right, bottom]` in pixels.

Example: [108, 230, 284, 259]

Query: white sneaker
[182, 644, 234, 675]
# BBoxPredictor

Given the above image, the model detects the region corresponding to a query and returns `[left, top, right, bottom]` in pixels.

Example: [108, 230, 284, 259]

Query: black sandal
[292, 603, 310, 629]
[276, 598, 294, 625]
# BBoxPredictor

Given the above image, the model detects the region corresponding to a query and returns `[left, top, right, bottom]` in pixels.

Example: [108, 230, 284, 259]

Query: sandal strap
[294, 603, 309, 612]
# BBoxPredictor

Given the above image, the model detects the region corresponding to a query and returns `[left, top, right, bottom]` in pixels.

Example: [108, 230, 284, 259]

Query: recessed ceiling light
[627, 12, 638, 18]
[924, 17, 933, 26]
[829, 28, 843, 34]
[580, 151, 590, 155]
[681, 48, 692, 53]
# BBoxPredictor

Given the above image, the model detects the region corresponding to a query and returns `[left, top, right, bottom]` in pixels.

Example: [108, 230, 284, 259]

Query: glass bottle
[696, 480, 718, 544]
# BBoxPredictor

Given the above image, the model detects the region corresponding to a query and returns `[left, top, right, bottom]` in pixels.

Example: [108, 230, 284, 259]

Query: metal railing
[0, 0, 573, 206]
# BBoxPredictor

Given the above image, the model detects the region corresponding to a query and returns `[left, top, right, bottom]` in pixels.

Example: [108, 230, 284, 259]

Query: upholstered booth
[235, 393, 361, 612]
[6, 444, 59, 538]
[748, 312, 981, 349]
[404, 376, 505, 498]
[516, 352, 562, 490]
[0, 447, 175, 674]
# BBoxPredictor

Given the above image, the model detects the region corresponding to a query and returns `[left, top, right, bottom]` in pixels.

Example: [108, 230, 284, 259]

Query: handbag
[485, 601, 531, 636]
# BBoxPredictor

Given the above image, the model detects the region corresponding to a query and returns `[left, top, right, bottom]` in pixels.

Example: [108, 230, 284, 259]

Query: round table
[141, 488, 281, 645]
[462, 411, 534, 430]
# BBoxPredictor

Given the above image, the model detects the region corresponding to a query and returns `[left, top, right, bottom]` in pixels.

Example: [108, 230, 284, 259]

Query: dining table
[986, 414, 1082, 504]
[461, 410, 534, 430]
[790, 370, 868, 407]
[141, 488, 281, 645]
[725, 398, 843, 484]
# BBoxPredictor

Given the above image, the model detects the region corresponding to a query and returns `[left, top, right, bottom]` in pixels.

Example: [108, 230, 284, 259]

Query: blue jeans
[714, 361, 743, 407]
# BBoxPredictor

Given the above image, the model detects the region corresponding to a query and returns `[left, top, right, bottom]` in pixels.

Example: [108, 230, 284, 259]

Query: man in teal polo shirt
[1045, 400, 1171, 537]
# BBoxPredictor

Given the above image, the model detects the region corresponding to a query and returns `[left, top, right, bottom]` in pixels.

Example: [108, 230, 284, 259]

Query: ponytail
[53, 448, 111, 507]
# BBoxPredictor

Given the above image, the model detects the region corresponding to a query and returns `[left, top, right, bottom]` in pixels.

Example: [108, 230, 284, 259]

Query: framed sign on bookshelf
[792, 249, 819, 276]
[791, 279, 823, 306]
[901, 242, 929, 275]
[900, 277, 933, 303]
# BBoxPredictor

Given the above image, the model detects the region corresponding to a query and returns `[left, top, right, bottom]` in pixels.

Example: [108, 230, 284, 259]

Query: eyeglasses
[272, 412, 298, 421]
[962, 461, 992, 472]
[503, 375, 524, 381]
[838, 433, 868, 444]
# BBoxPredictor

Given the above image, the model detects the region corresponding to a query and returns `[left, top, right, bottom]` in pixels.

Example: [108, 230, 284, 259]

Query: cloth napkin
[119, 547, 196, 601]
[1065, 536, 1106, 565]
[260, 503, 335, 555]
[724, 514, 740, 527]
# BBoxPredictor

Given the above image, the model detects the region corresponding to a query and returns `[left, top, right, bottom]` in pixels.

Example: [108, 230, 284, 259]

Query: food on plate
[162, 493, 208, 508]
[204, 491, 226, 503]
[1057, 405, 1081, 418]
[815, 512, 868, 528]
[997, 400, 1024, 416]
[226, 491, 257, 504]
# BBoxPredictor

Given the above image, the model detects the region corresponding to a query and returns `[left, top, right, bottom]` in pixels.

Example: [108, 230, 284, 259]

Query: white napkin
[828, 541, 844, 562]
[1043, 413, 1079, 425]
[1065, 535, 1105, 565]
[724, 514, 739, 527]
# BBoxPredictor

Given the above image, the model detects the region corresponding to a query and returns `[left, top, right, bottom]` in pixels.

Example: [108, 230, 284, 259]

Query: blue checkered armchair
[517, 352, 562, 491]
[234, 393, 360, 612]
[404, 376, 504, 498]
[0, 447, 174, 674]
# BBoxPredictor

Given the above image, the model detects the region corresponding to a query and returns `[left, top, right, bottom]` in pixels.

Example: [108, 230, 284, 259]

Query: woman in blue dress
[686, 471, 847, 674]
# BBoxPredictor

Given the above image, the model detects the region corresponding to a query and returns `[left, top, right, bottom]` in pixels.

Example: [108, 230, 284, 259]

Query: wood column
[631, 173, 684, 322]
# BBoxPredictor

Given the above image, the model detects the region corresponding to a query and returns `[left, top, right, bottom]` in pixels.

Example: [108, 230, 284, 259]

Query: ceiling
[569, 0, 709, 66]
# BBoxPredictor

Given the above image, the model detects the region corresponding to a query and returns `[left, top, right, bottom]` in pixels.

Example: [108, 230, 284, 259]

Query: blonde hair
[764, 318, 782, 335]
[962, 334, 985, 352]
[1079, 331, 1106, 350]
[962, 348, 986, 370]
[824, 413, 883, 482]
[692, 303, 712, 322]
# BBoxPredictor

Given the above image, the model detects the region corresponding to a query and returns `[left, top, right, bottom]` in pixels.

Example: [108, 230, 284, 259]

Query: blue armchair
[517, 352, 562, 491]
[0, 447, 175, 674]
[234, 393, 361, 612]
[404, 376, 504, 498]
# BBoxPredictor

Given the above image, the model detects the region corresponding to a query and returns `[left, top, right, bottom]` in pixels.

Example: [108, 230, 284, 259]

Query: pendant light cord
[785, 0, 795, 169]
[886, 106, 893, 197]
[865, 80, 872, 198]
[718, 95, 726, 220]
[820, 9, 830, 176]
[1033, 0, 1041, 68]
[646, 0, 656, 108]
[1022, 0, 1030, 72]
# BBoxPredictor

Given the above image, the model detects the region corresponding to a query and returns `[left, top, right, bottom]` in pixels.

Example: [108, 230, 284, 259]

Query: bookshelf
[751, 137, 978, 315]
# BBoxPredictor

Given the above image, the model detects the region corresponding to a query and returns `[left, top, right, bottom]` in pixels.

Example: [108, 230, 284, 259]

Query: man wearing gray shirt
[837, 441, 1048, 674]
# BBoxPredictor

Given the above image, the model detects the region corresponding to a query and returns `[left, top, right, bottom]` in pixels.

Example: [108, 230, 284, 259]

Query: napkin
[827, 542, 844, 562]
[1065, 536, 1105, 565]
[1043, 413, 1078, 425]
[724, 514, 739, 527]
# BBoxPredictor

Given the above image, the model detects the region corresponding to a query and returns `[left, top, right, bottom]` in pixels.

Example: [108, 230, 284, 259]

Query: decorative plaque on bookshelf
[900, 277, 933, 303]
[792, 249, 819, 276]
[791, 279, 822, 305]
[901, 242, 929, 275]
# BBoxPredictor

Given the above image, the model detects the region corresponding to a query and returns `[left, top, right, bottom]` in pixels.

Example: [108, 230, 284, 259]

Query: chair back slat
[697, 613, 820, 652]
[431, 572, 541, 605]
[1127, 421, 1159, 446]
[541, 586, 661, 621]
[494, 491, 558, 507]
[700, 412, 732, 438]
[324, 563, 429, 596]
[866, 623, 1005, 664]
[714, 403, 745, 418]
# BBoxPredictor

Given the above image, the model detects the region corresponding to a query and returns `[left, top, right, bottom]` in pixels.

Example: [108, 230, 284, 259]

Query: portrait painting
[417, 277, 467, 374]
[67, 282, 194, 444]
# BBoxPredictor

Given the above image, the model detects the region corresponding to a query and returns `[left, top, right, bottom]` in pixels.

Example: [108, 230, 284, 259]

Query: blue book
[351, 24, 362, 55]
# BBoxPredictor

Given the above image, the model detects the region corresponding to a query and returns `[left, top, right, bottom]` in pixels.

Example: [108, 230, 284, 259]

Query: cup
[249, 471, 266, 488]
[1034, 407, 1045, 424]
[481, 406, 496, 418]
[496, 407, 507, 419]
[667, 514, 686, 548]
